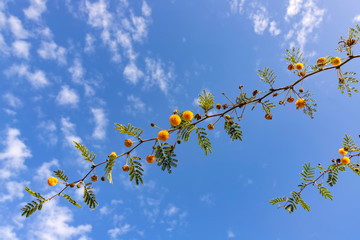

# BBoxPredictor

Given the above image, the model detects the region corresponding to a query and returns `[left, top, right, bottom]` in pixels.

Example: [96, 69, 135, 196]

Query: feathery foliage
[83, 182, 98, 210]
[74, 141, 96, 163]
[179, 122, 196, 142]
[300, 163, 315, 183]
[196, 127, 212, 155]
[62, 194, 82, 208]
[21, 187, 46, 217]
[224, 118, 242, 141]
[114, 123, 144, 138]
[53, 169, 69, 182]
[260, 100, 276, 114]
[298, 90, 317, 119]
[342, 134, 359, 152]
[198, 90, 214, 114]
[285, 47, 307, 73]
[258, 67, 277, 88]
[327, 165, 340, 187]
[104, 158, 116, 184]
[129, 156, 144, 185]
[339, 72, 359, 96]
[155, 143, 178, 173]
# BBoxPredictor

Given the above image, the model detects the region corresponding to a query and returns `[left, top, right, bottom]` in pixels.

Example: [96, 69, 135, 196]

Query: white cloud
[28, 199, 92, 240]
[164, 204, 179, 217]
[284, 0, 325, 49]
[37, 41, 67, 65]
[108, 224, 132, 239]
[0, 226, 19, 240]
[5, 64, 49, 88]
[0, 128, 31, 179]
[84, 34, 95, 53]
[37, 120, 58, 146]
[91, 108, 107, 140]
[249, 4, 269, 35]
[60, 117, 82, 147]
[200, 193, 215, 206]
[269, 21, 281, 36]
[100, 206, 111, 215]
[12, 40, 31, 59]
[34, 159, 59, 183]
[0, 33, 9, 55]
[353, 15, 360, 22]
[8, 16, 29, 39]
[142, 1, 151, 17]
[68, 58, 84, 84]
[3, 93, 23, 108]
[145, 57, 174, 94]
[0, 180, 29, 202]
[123, 61, 143, 84]
[126, 94, 146, 115]
[3, 108, 16, 115]
[56, 85, 79, 106]
[85, 0, 112, 29]
[229, 0, 245, 14]
[228, 230, 236, 238]
[23, 0, 47, 21]
[130, 14, 148, 42]
[285, 0, 303, 20]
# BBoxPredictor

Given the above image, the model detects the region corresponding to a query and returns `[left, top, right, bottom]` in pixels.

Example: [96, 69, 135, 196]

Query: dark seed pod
[272, 93, 278, 97]
[150, 122, 155, 127]
[239, 85, 243, 89]
[69, 183, 75, 188]
[152, 145, 156, 150]
[299, 88, 304, 93]
[177, 139, 182, 144]
[170, 145, 175, 150]
[288, 64, 294, 71]
[344, 147, 349, 151]
[216, 104, 222, 110]
[91, 175, 98, 182]
[339, 77, 345, 84]
[229, 120, 234, 125]
[265, 114, 272, 120]
[101, 176, 106, 181]
[77, 183, 81, 188]
[222, 104, 229, 109]
[336, 158, 341, 164]
[252, 90, 259, 96]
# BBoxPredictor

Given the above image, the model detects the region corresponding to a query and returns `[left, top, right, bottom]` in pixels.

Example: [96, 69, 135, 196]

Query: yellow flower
[169, 114, 181, 126]
[146, 155, 155, 163]
[331, 57, 341, 66]
[109, 152, 117, 160]
[158, 130, 169, 141]
[124, 139, 133, 147]
[338, 148, 348, 155]
[47, 177, 58, 186]
[295, 63, 304, 70]
[182, 111, 193, 121]
[317, 57, 326, 67]
[122, 164, 130, 172]
[341, 156, 350, 165]
[295, 98, 306, 109]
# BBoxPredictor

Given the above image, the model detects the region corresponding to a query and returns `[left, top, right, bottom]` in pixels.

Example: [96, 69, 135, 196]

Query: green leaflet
[155, 143, 178, 173]
[224, 118, 242, 141]
[258, 67, 277, 88]
[83, 182, 98, 210]
[128, 156, 144, 185]
[198, 90, 214, 114]
[196, 127, 212, 156]
[53, 169, 69, 182]
[114, 123, 144, 138]
[62, 194, 82, 208]
[74, 141, 96, 163]
[105, 158, 116, 184]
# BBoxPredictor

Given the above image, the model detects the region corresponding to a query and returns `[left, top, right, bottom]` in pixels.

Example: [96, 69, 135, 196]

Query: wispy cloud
[108, 224, 132, 239]
[229, 0, 245, 14]
[145, 57, 174, 94]
[0, 180, 29, 202]
[37, 40, 67, 65]
[0, 128, 31, 179]
[68, 58, 84, 84]
[84, 33, 95, 53]
[56, 85, 79, 107]
[200, 193, 215, 206]
[8, 16, 29, 39]
[248, 4, 269, 35]
[228, 230, 236, 238]
[0, 226, 19, 240]
[60, 117, 82, 147]
[164, 204, 179, 217]
[123, 61, 144, 84]
[3, 93, 23, 108]
[34, 159, 59, 184]
[37, 120, 58, 146]
[23, 0, 47, 21]
[5, 64, 49, 88]
[12, 40, 31, 59]
[354, 15, 360, 22]
[91, 108, 107, 140]
[125, 94, 148, 115]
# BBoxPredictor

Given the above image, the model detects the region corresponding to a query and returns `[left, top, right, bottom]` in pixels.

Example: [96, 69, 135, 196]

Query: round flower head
[339, 148, 348, 155]
[288, 64, 295, 71]
[207, 123, 214, 130]
[182, 111, 193, 121]
[124, 139, 133, 147]
[295, 63, 304, 70]
[341, 156, 350, 165]
[48, 177, 58, 186]
[331, 57, 341, 66]
[265, 114, 272, 120]
[109, 152, 117, 160]
[169, 114, 181, 126]
[287, 97, 294, 103]
[317, 57, 326, 67]
[158, 130, 169, 141]
[295, 98, 306, 109]
[146, 155, 155, 163]
[91, 175, 98, 182]
[122, 164, 130, 172]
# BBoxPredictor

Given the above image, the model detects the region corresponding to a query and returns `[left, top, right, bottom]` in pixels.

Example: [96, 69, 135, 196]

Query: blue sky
[1, 0, 360, 239]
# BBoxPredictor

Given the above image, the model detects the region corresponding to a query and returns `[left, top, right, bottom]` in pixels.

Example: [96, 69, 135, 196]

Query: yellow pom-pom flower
[124, 139, 133, 147]
[109, 152, 117, 160]
[331, 57, 341, 66]
[158, 130, 169, 141]
[317, 57, 326, 67]
[295, 98, 306, 109]
[341, 156, 350, 165]
[295, 63, 304, 70]
[48, 177, 58, 186]
[182, 111, 193, 121]
[338, 148, 348, 155]
[146, 155, 155, 163]
[169, 114, 181, 126]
